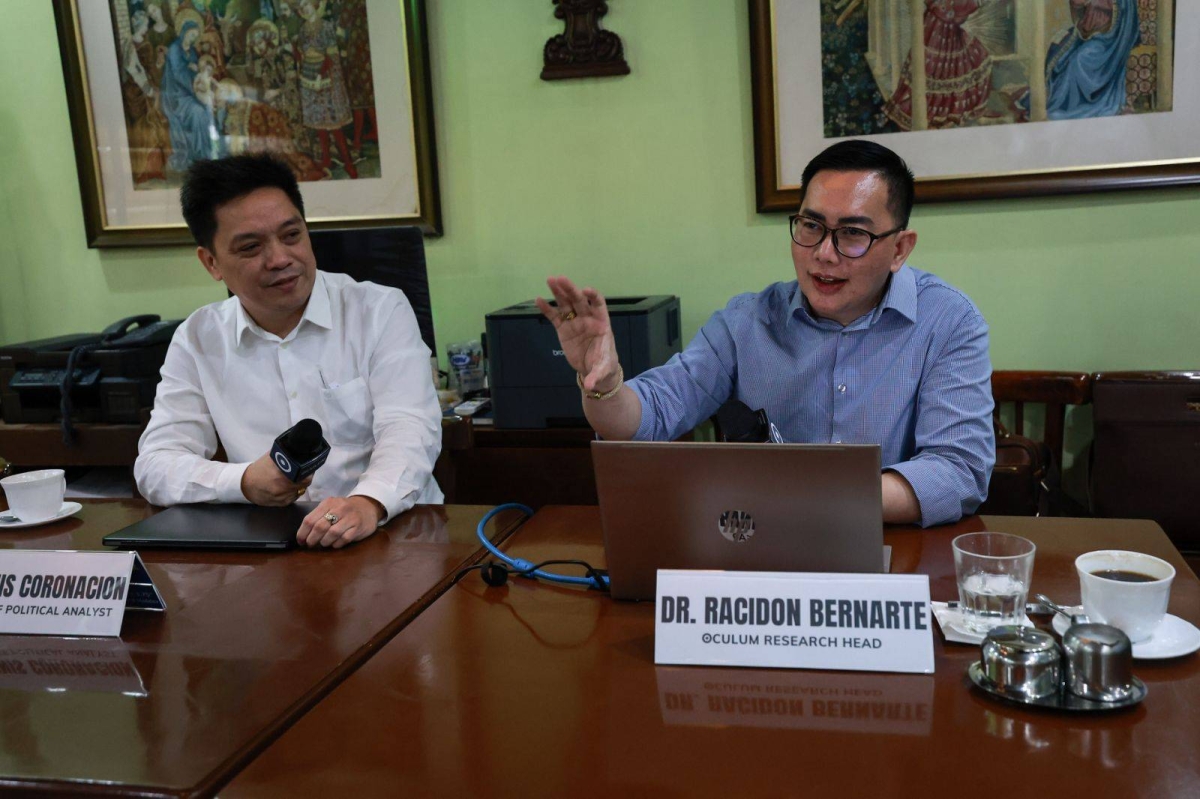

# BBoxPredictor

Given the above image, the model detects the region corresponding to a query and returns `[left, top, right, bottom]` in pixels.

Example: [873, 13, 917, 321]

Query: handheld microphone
[270, 418, 331, 482]
[715, 400, 786, 444]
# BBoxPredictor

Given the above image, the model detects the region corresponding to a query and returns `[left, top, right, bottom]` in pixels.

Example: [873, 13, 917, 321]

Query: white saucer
[0, 502, 83, 530]
[1053, 611, 1200, 660]
[932, 601, 1033, 645]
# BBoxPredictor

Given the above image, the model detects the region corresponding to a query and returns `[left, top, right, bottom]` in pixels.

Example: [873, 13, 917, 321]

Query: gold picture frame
[54, 0, 441, 247]
[750, 0, 1200, 211]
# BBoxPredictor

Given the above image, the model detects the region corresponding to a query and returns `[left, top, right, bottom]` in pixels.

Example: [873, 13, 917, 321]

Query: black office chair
[228, 226, 437, 356]
[309, 226, 437, 356]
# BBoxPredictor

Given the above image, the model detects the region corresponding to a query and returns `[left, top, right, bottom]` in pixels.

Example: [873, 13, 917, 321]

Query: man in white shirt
[135, 154, 443, 548]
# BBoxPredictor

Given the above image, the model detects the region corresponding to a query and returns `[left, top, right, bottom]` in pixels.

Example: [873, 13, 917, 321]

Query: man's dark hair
[798, 140, 915, 229]
[179, 154, 305, 250]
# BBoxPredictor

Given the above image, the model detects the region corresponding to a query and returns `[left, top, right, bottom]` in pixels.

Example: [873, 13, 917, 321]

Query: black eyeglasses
[789, 214, 903, 259]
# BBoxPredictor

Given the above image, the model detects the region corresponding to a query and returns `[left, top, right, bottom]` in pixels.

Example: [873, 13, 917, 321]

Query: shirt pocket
[320, 377, 374, 445]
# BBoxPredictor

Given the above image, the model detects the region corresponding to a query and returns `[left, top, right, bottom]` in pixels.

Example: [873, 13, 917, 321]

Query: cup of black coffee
[1075, 550, 1175, 643]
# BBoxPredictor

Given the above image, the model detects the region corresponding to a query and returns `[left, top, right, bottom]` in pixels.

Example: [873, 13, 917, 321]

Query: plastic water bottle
[447, 340, 485, 394]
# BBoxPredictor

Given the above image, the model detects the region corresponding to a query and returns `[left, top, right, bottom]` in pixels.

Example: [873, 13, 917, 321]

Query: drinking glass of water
[952, 532, 1036, 633]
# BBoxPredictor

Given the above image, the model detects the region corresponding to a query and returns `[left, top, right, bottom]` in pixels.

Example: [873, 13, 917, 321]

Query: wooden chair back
[991, 370, 1092, 469]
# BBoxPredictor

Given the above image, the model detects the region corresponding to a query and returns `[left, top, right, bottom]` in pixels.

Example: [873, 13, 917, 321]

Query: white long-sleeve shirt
[135, 270, 443, 519]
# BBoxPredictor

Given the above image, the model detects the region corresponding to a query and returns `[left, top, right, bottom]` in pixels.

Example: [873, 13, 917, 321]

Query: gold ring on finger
[561, 310, 577, 322]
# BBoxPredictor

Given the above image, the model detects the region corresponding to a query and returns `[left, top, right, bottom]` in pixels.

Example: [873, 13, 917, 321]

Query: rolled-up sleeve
[134, 329, 250, 506]
[887, 308, 995, 527]
[349, 299, 444, 521]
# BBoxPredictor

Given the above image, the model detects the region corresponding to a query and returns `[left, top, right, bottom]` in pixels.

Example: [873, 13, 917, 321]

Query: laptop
[592, 440, 884, 601]
[103, 503, 310, 550]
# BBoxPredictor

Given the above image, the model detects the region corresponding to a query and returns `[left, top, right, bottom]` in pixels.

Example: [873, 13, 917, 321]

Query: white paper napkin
[932, 601, 1034, 645]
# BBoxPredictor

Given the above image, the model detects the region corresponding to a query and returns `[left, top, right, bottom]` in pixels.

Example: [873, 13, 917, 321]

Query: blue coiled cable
[476, 503, 610, 590]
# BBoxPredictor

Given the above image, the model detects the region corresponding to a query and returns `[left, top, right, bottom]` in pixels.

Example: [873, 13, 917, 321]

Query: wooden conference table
[0, 500, 526, 796]
[225, 507, 1200, 798]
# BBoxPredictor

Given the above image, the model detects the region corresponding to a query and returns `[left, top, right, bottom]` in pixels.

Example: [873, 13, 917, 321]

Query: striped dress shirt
[626, 264, 995, 527]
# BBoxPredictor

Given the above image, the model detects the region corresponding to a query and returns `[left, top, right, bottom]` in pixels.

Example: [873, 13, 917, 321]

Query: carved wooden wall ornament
[541, 0, 630, 80]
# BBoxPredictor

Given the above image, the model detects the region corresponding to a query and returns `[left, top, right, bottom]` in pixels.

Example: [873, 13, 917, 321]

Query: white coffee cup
[1076, 550, 1175, 643]
[0, 469, 67, 523]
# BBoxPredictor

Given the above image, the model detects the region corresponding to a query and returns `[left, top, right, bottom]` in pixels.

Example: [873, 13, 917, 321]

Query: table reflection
[979, 706, 1135, 770]
[0, 636, 144, 696]
[655, 665, 934, 735]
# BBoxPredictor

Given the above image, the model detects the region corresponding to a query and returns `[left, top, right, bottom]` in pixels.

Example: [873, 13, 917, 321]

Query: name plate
[0, 550, 165, 637]
[654, 570, 934, 674]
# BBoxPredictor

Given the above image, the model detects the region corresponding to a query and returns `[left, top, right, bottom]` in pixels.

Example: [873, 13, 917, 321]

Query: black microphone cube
[270, 432, 330, 482]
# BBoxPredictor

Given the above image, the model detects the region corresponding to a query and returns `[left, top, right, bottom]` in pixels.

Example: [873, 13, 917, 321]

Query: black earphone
[481, 561, 511, 587]
[455, 558, 609, 591]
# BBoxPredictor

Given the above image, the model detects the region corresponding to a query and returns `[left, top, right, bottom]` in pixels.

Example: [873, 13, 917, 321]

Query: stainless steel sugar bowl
[980, 626, 1062, 700]
[1061, 622, 1135, 702]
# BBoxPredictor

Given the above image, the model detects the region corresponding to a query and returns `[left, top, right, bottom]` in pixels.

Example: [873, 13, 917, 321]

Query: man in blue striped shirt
[536, 141, 994, 527]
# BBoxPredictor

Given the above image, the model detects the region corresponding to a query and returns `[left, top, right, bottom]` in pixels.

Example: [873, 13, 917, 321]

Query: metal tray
[968, 662, 1147, 713]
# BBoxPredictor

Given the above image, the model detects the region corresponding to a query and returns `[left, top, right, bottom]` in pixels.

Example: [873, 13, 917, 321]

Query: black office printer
[0, 315, 180, 425]
[485, 296, 681, 428]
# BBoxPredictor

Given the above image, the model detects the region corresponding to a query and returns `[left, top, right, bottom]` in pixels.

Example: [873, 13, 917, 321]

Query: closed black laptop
[103, 503, 309, 550]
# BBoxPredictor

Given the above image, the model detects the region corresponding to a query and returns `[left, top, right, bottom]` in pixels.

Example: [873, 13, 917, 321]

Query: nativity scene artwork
[110, 0, 379, 189]
[821, 0, 1175, 138]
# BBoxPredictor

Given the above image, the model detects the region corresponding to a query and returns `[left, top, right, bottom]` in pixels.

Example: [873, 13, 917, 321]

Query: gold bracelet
[577, 367, 624, 400]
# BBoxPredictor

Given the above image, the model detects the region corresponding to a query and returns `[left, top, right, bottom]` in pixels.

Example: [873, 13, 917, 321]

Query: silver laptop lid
[593, 441, 883, 601]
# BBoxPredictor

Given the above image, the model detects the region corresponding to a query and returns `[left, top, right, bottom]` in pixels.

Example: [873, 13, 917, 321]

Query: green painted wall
[2, 0, 1198, 369]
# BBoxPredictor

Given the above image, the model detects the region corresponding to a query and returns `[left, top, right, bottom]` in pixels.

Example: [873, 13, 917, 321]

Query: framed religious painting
[54, 0, 441, 247]
[750, 0, 1200, 210]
